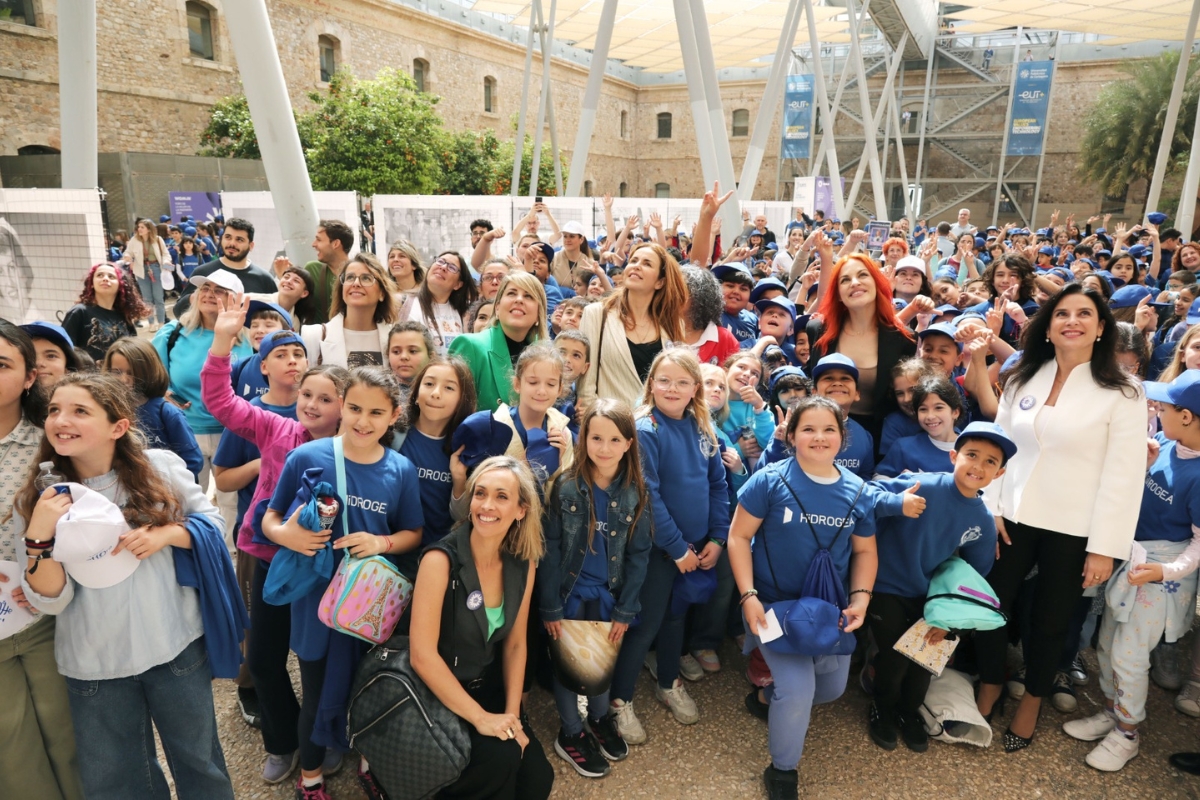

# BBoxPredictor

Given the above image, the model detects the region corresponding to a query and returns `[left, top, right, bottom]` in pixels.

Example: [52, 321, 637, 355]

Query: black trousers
[975, 520, 1089, 698]
[867, 593, 931, 716]
[438, 671, 554, 800]
[247, 559, 299, 756]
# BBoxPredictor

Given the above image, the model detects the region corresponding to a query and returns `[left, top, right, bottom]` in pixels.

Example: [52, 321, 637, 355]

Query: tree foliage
[198, 69, 565, 196]
[1077, 51, 1200, 196]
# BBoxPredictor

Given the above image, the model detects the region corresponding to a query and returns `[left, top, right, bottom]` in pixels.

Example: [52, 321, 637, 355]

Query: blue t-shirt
[399, 428, 454, 553]
[879, 411, 923, 460]
[875, 434, 956, 477]
[1136, 435, 1200, 543]
[269, 438, 425, 660]
[871, 472, 996, 597]
[838, 417, 875, 479]
[636, 410, 731, 561]
[213, 396, 296, 533]
[232, 353, 270, 400]
[721, 309, 759, 345]
[737, 460, 876, 605]
[578, 486, 610, 588]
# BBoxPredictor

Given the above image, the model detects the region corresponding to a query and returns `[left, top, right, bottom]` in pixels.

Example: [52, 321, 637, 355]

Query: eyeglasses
[340, 273, 377, 286]
[480, 273, 505, 284]
[432, 257, 461, 274]
[653, 377, 696, 391]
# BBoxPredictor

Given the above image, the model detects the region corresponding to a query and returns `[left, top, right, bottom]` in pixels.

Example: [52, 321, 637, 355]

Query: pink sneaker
[295, 778, 332, 800]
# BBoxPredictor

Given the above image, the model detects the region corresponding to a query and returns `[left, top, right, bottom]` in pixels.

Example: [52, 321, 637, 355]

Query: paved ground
[210, 638, 1200, 799]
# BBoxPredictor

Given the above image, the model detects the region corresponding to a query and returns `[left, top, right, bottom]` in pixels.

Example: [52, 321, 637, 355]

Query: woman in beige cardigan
[121, 218, 172, 330]
[577, 242, 688, 410]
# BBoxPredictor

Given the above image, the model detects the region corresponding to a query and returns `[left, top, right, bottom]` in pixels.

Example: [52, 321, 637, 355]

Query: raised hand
[700, 181, 736, 220]
[901, 482, 926, 518]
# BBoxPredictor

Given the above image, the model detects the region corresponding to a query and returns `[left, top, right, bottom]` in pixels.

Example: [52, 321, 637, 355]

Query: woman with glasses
[477, 258, 512, 303]
[152, 269, 253, 489]
[577, 243, 688, 410]
[299, 253, 399, 369]
[398, 251, 479, 355]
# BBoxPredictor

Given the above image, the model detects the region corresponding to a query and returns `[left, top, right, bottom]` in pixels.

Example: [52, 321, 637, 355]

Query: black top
[505, 334, 527, 366]
[172, 258, 278, 318]
[627, 338, 664, 385]
[61, 303, 136, 361]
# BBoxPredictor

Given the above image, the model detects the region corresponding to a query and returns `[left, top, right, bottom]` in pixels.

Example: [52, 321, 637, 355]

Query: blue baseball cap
[258, 330, 306, 360]
[1090, 271, 1116, 293]
[1148, 211, 1168, 226]
[529, 241, 556, 265]
[893, 298, 909, 311]
[955, 421, 1018, 462]
[955, 311, 988, 327]
[1128, 244, 1150, 259]
[974, 236, 986, 249]
[183, 226, 197, 236]
[917, 322, 963, 351]
[1096, 249, 1112, 258]
[20, 322, 78, 370]
[158, 214, 170, 223]
[750, 277, 788, 303]
[755, 296, 797, 323]
[711, 262, 754, 285]
[1109, 284, 1153, 310]
[769, 365, 808, 394]
[1144, 369, 1200, 414]
[1048, 268, 1073, 283]
[812, 352, 858, 382]
[766, 242, 779, 252]
[246, 299, 294, 330]
[1037, 246, 1055, 257]
[934, 304, 963, 317]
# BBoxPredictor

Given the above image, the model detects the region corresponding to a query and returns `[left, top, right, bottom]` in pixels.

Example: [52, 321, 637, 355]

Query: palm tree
[1077, 51, 1200, 199]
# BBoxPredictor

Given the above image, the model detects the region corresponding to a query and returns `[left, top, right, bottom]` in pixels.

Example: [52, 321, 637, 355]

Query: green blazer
[449, 324, 535, 413]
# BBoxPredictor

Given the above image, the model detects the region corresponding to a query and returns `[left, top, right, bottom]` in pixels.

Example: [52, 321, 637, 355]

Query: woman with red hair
[806, 239, 916, 448]
[881, 236, 909, 269]
[61, 263, 149, 361]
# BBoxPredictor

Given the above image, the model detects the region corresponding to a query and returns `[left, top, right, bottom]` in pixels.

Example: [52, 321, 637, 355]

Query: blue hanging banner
[782, 75, 815, 160]
[1006, 61, 1055, 157]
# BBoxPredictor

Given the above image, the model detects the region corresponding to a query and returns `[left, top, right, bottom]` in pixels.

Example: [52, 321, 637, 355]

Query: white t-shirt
[410, 299, 463, 354]
[343, 328, 383, 369]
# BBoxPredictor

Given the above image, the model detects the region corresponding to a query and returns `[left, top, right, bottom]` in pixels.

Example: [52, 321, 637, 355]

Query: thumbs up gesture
[901, 482, 926, 518]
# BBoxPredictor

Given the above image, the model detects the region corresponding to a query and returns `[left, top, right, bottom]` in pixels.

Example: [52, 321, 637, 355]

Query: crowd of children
[3, 199, 1200, 800]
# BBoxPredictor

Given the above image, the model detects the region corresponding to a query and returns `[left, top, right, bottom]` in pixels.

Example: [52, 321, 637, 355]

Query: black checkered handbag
[348, 634, 471, 800]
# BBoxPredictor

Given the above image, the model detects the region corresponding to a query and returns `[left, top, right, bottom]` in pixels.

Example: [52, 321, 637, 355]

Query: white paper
[782, 507, 793, 524]
[759, 608, 784, 643]
[0, 560, 37, 637]
[1129, 541, 1148, 570]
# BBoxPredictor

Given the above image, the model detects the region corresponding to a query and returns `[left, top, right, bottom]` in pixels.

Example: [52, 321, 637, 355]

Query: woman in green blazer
[449, 270, 549, 411]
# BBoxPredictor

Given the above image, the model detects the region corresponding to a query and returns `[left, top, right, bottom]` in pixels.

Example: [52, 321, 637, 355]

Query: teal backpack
[924, 556, 1006, 632]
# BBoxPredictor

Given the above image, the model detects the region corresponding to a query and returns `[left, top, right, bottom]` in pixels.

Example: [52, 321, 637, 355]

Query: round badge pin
[466, 590, 484, 611]
[1019, 395, 1036, 410]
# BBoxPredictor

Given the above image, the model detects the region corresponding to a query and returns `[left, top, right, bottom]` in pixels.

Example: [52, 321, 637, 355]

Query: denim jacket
[538, 470, 653, 625]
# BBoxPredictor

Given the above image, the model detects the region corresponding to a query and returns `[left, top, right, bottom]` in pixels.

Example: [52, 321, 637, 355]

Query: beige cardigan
[576, 301, 671, 412]
[122, 236, 172, 280]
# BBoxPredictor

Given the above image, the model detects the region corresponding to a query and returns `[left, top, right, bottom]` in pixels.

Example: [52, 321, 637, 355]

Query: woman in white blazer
[299, 253, 397, 368]
[577, 242, 688, 410]
[976, 283, 1147, 752]
[121, 218, 172, 329]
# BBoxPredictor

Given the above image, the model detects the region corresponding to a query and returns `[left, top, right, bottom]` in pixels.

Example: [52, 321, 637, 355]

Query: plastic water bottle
[34, 462, 66, 493]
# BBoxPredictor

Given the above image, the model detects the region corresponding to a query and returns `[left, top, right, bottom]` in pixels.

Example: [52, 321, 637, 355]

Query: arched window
[413, 59, 429, 92]
[318, 35, 338, 83]
[732, 108, 750, 137]
[483, 76, 496, 113]
[655, 182, 670, 198]
[583, 180, 593, 197]
[657, 112, 672, 139]
[17, 144, 59, 155]
[620, 110, 628, 139]
[186, 2, 214, 60]
[619, 181, 628, 198]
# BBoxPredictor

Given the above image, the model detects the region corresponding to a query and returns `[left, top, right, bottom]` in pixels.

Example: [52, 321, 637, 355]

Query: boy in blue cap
[713, 262, 759, 344]
[746, 296, 803, 367]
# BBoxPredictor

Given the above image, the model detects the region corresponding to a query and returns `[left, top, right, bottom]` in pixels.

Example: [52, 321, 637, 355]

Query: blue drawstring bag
[761, 470, 863, 656]
[671, 551, 718, 617]
[262, 467, 340, 606]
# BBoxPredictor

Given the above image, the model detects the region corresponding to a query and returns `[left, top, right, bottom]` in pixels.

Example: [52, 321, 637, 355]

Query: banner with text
[781, 75, 815, 160]
[1006, 61, 1055, 157]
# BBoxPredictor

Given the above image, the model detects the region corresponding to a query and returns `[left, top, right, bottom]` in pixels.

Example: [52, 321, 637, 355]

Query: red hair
[883, 237, 909, 256]
[815, 253, 914, 353]
[78, 263, 151, 327]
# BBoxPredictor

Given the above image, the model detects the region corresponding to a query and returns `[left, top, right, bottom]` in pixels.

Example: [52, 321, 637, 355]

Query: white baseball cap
[190, 268, 245, 295]
[53, 483, 140, 589]
[561, 220, 587, 237]
[895, 255, 927, 276]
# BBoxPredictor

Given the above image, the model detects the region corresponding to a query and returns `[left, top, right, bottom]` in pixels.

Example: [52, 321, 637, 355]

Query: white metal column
[1145, 0, 1200, 220]
[528, 0, 558, 198]
[845, 0, 887, 219]
[911, 41, 936, 219]
[845, 35, 907, 218]
[689, 0, 741, 230]
[738, 0, 803, 201]
[58, 0, 98, 190]
[510, 4, 539, 196]
[886, 69, 915, 222]
[802, 0, 847, 220]
[810, 0, 870, 182]
[533, 0, 564, 196]
[565, 0, 618, 197]
[991, 26, 1022, 227]
[223, 0, 318, 268]
[1029, 37, 1063, 226]
[1177, 91, 1200, 238]
[673, 0, 719, 190]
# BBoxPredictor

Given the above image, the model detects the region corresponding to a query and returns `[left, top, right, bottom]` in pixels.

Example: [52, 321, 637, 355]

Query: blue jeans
[750, 630, 849, 772]
[137, 263, 165, 324]
[611, 549, 686, 698]
[64, 637, 233, 800]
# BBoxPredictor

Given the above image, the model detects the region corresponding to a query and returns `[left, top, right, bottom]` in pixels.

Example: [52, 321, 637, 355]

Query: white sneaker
[679, 653, 705, 682]
[1176, 681, 1200, 717]
[1063, 710, 1116, 742]
[610, 699, 646, 745]
[655, 678, 700, 725]
[1085, 729, 1139, 772]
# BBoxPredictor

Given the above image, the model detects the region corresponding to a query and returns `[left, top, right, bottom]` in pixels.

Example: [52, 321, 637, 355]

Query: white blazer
[984, 360, 1147, 559]
[576, 302, 671, 411]
[299, 314, 392, 368]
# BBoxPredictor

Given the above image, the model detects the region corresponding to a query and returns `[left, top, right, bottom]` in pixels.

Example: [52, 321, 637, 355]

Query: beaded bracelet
[848, 589, 873, 599]
[738, 589, 759, 606]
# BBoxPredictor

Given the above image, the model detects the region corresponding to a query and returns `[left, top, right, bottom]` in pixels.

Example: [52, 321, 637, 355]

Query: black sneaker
[745, 688, 769, 721]
[868, 703, 898, 751]
[587, 713, 628, 762]
[899, 712, 929, 753]
[1068, 653, 1089, 686]
[763, 765, 799, 800]
[357, 765, 390, 800]
[554, 729, 610, 778]
[237, 686, 263, 729]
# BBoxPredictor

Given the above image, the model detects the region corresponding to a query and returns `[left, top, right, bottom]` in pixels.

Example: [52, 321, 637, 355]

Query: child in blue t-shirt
[540, 399, 653, 776]
[719, 352, 775, 464]
[879, 357, 932, 461]
[875, 376, 964, 477]
[812, 353, 875, 478]
[609, 349, 730, 737]
[865, 422, 1015, 752]
[263, 368, 424, 796]
[1064, 370, 1200, 771]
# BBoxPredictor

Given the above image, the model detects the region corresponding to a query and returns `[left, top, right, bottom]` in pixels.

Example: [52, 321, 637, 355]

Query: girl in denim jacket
[540, 398, 652, 779]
